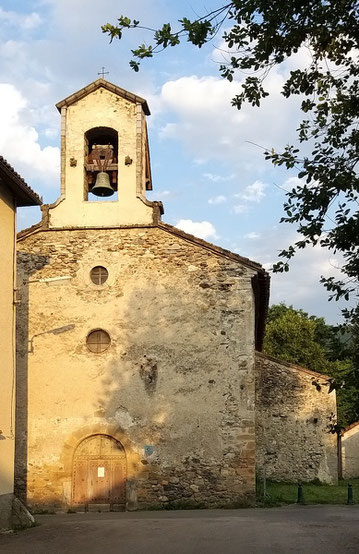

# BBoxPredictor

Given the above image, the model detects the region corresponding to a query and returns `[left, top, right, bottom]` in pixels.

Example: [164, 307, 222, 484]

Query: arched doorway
[72, 434, 126, 507]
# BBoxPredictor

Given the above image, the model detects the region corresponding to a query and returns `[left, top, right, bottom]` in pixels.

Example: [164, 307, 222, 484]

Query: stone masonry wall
[255, 352, 338, 484]
[16, 225, 257, 510]
[341, 423, 359, 479]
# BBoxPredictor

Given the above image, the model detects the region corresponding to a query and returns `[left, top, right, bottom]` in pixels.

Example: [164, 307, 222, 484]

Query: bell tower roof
[56, 78, 150, 116]
[37, 78, 162, 229]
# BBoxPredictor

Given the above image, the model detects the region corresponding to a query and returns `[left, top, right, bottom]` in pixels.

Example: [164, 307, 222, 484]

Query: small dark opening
[86, 127, 118, 160]
[85, 126, 119, 201]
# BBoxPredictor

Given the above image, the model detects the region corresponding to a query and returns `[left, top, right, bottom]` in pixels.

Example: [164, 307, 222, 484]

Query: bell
[91, 171, 114, 197]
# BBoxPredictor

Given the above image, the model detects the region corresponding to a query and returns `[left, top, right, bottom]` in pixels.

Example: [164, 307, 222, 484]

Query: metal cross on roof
[98, 67, 109, 79]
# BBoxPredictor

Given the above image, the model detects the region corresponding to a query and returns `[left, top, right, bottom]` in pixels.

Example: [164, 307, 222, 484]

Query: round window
[86, 329, 111, 353]
[90, 266, 109, 285]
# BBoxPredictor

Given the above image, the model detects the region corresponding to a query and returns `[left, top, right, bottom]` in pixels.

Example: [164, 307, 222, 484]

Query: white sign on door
[98, 467, 105, 478]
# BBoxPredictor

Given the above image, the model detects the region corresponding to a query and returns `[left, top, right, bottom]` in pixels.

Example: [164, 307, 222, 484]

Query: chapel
[15, 79, 338, 512]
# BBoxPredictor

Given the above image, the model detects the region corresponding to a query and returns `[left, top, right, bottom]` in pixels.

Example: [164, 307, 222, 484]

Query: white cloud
[157, 75, 246, 162]
[231, 180, 268, 215]
[242, 226, 347, 323]
[154, 73, 302, 178]
[0, 83, 60, 185]
[159, 122, 178, 139]
[208, 195, 227, 205]
[244, 232, 261, 239]
[203, 172, 236, 183]
[236, 180, 268, 203]
[283, 176, 303, 190]
[232, 204, 248, 214]
[0, 8, 42, 30]
[269, 245, 346, 321]
[211, 39, 313, 90]
[175, 219, 218, 240]
[161, 76, 240, 116]
[193, 158, 207, 166]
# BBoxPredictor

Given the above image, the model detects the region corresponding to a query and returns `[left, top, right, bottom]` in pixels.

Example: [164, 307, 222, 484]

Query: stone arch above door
[72, 434, 126, 506]
[62, 423, 141, 476]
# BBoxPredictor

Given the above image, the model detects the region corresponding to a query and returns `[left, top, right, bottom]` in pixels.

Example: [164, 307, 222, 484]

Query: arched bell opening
[72, 434, 127, 509]
[84, 127, 118, 201]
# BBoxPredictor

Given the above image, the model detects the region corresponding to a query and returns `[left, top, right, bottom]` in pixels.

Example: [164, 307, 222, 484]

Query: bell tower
[42, 79, 163, 228]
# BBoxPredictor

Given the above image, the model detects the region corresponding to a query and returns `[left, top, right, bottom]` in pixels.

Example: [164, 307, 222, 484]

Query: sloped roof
[0, 156, 42, 206]
[17, 220, 270, 349]
[343, 421, 359, 434]
[158, 222, 263, 271]
[18, 220, 265, 272]
[158, 223, 270, 351]
[255, 351, 333, 381]
[56, 78, 150, 115]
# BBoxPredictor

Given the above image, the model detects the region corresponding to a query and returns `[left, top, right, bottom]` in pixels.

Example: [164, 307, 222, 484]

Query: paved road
[1, 505, 359, 554]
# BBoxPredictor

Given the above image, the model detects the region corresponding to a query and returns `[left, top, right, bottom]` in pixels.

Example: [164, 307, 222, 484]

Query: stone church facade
[15, 79, 337, 512]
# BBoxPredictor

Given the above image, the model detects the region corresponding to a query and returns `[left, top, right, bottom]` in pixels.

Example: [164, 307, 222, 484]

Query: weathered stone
[11, 497, 35, 529]
[189, 485, 199, 493]
[11, 78, 336, 517]
[16, 225, 258, 510]
[255, 353, 338, 484]
[341, 423, 359, 479]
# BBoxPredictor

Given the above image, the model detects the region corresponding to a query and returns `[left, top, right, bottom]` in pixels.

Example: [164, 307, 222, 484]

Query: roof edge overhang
[56, 78, 150, 115]
[16, 221, 270, 348]
[0, 156, 42, 207]
[158, 222, 264, 271]
[18, 222, 266, 269]
[255, 351, 333, 382]
[343, 420, 359, 435]
[158, 222, 270, 350]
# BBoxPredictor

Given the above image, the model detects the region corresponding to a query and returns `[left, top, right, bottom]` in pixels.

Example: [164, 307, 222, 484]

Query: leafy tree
[327, 359, 359, 428]
[103, 3, 359, 426]
[264, 303, 358, 427]
[102, 1, 359, 317]
[264, 304, 329, 373]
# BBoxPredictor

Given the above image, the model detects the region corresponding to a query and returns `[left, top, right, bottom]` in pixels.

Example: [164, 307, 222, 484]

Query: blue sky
[0, 0, 348, 323]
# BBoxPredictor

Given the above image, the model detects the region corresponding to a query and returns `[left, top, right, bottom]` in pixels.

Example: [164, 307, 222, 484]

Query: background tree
[102, 1, 359, 316]
[264, 303, 358, 427]
[264, 305, 327, 371]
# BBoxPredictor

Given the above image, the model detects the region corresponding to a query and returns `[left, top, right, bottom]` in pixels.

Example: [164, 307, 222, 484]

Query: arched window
[84, 127, 118, 200]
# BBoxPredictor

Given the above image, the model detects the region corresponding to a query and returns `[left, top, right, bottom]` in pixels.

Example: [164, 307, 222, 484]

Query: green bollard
[297, 482, 304, 504]
[347, 483, 354, 505]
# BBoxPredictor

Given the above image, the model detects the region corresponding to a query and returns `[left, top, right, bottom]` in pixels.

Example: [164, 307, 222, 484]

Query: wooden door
[72, 435, 126, 506]
[88, 459, 111, 502]
[111, 458, 126, 503]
